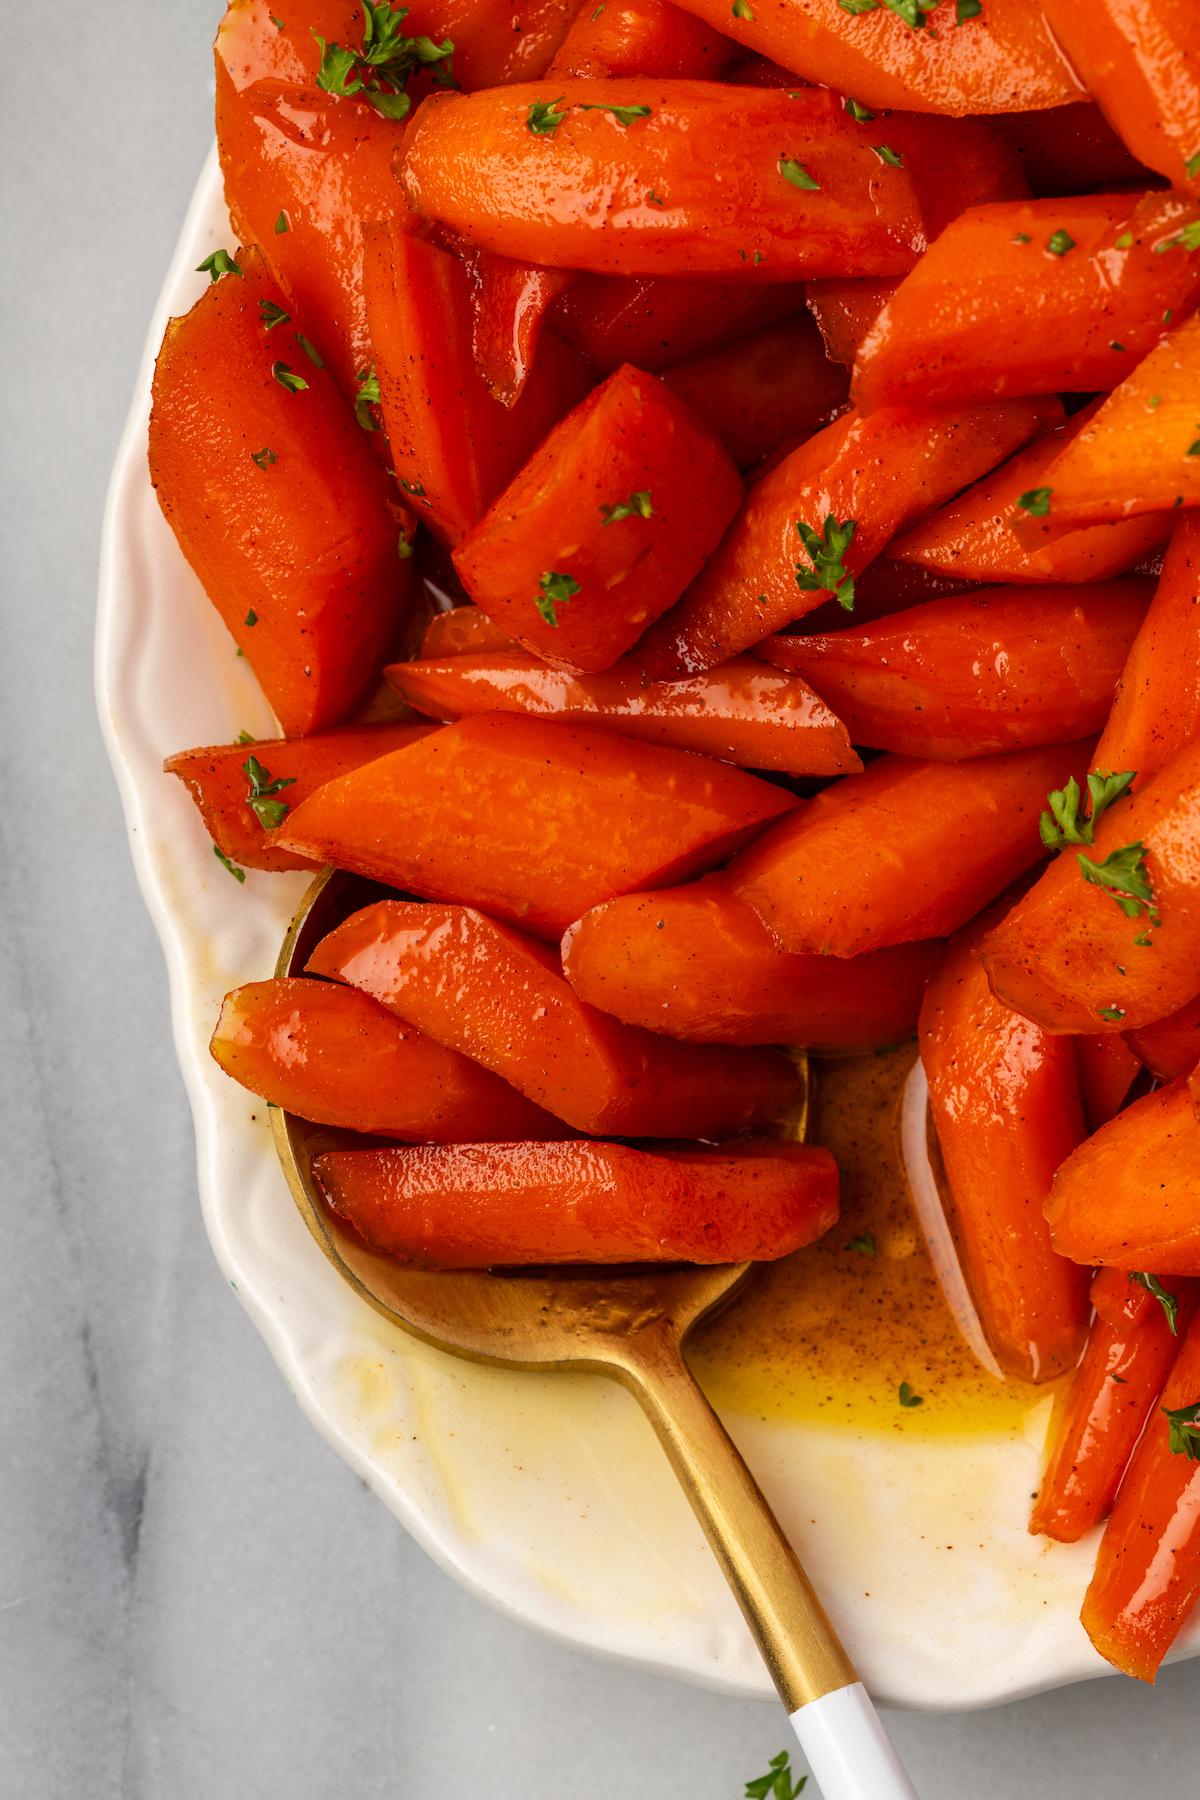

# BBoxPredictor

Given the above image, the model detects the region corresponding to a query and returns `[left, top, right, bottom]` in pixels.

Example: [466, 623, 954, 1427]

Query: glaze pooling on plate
[96, 148, 1200, 1708]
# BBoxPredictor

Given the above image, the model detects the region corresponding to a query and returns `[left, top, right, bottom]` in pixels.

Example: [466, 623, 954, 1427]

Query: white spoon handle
[790, 1684, 920, 1800]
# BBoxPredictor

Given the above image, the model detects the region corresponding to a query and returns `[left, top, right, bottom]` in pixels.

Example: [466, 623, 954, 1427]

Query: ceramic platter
[96, 148, 1200, 1711]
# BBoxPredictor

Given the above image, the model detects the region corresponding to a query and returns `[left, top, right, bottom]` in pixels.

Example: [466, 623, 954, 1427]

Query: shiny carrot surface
[547, 273, 806, 374]
[1093, 515, 1200, 791]
[547, 0, 738, 79]
[1123, 991, 1200, 1083]
[1074, 1031, 1142, 1132]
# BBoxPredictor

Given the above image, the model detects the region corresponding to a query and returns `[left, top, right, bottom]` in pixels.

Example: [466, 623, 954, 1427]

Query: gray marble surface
[2, 3, 1198, 1794]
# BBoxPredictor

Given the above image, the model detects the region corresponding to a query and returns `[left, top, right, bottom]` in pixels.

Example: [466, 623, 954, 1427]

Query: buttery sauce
[689, 1043, 1068, 1435]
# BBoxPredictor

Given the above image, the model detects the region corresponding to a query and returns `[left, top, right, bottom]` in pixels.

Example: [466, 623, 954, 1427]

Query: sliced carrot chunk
[547, 0, 738, 78]
[1123, 992, 1200, 1083]
[1093, 515, 1200, 790]
[547, 274, 806, 375]
[1074, 1031, 1142, 1131]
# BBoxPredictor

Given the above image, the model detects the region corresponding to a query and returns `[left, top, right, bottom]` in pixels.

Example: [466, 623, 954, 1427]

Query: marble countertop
[3, 2, 1197, 1794]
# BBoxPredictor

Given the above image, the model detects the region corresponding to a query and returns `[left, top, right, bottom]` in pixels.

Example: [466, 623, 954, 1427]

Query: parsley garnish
[313, 1, 455, 122]
[272, 362, 308, 393]
[1188, 430, 1200, 455]
[275, 210, 289, 234]
[1115, 231, 1133, 249]
[214, 843, 246, 882]
[838, 0, 941, 28]
[1149, 395, 1162, 408]
[400, 477, 427, 497]
[844, 97, 875, 120]
[592, 2, 604, 15]
[196, 249, 242, 282]
[243, 756, 297, 831]
[527, 95, 568, 134]
[1131, 1272, 1180, 1334]
[955, 0, 981, 19]
[647, 190, 665, 206]
[245, 609, 258, 627]
[1039, 770, 1135, 850]
[579, 102, 652, 126]
[1097, 1007, 1125, 1022]
[1047, 229, 1076, 256]
[1164, 1400, 1200, 1460]
[397, 531, 415, 560]
[600, 490, 652, 524]
[250, 446, 277, 468]
[237, 730, 257, 745]
[1111, 341, 1125, 351]
[780, 158, 820, 191]
[354, 363, 382, 431]
[873, 144, 903, 166]
[838, 0, 880, 12]
[296, 333, 325, 368]
[796, 514, 856, 609]
[1078, 841, 1161, 926]
[899, 1381, 923, 1407]
[536, 570, 580, 626]
[1011, 232, 1031, 244]
[732, 0, 754, 17]
[1187, 151, 1200, 180]
[745, 1751, 806, 1799]
[848, 1231, 876, 1256]
[258, 300, 291, 329]
[1016, 486, 1052, 515]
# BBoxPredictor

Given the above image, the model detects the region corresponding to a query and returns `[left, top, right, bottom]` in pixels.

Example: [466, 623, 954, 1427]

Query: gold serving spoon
[272, 869, 919, 1800]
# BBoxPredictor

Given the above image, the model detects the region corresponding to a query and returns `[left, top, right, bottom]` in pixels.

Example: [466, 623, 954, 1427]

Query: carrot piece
[658, 313, 849, 470]
[1014, 311, 1200, 542]
[1031, 1280, 1200, 1543]
[361, 223, 594, 548]
[418, 606, 519, 656]
[398, 83, 1024, 281]
[1080, 1304, 1200, 1681]
[400, 0, 586, 89]
[307, 899, 800, 1133]
[547, 0, 738, 78]
[547, 275, 807, 375]
[994, 102, 1162, 196]
[1124, 992, 1200, 1083]
[561, 876, 942, 1046]
[782, 559, 983, 635]
[463, 252, 576, 407]
[634, 396, 1058, 678]
[851, 192, 1200, 412]
[753, 580, 1152, 760]
[148, 248, 411, 737]
[164, 724, 436, 873]
[314, 1136, 838, 1267]
[384, 651, 860, 774]
[1093, 515, 1200, 791]
[210, 976, 571, 1140]
[1090, 1266, 1158, 1333]
[1040, 0, 1200, 198]
[661, 0, 1083, 116]
[726, 740, 1091, 959]
[214, 1, 361, 91]
[272, 714, 799, 939]
[805, 278, 901, 368]
[919, 905, 1090, 1384]
[978, 738, 1200, 1035]
[1045, 1079, 1200, 1274]
[450, 364, 741, 671]
[887, 402, 1175, 586]
[1074, 1031, 1142, 1131]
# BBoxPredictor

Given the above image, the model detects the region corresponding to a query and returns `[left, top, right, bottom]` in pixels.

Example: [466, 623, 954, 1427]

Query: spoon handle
[616, 1329, 919, 1799]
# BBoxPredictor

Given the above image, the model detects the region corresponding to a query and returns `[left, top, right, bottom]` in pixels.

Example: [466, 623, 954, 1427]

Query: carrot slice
[547, 0, 738, 78]
[1031, 1279, 1200, 1543]
[561, 876, 942, 1046]
[994, 102, 1162, 196]
[1074, 1031, 1142, 1131]
[214, 1, 362, 90]
[887, 402, 1175, 586]
[783, 559, 983, 634]
[634, 396, 1057, 677]
[805, 277, 901, 368]
[313, 1136, 838, 1267]
[1091, 1266, 1158, 1332]
[418, 607, 519, 657]
[851, 192, 1200, 411]
[547, 275, 806, 374]
[210, 976, 570, 1140]
[978, 737, 1200, 1034]
[384, 651, 860, 774]
[659, 313, 849, 470]
[147, 248, 411, 737]
[451, 364, 743, 671]
[1045, 1079, 1200, 1274]
[307, 899, 800, 1133]
[165, 724, 436, 873]
[463, 251, 576, 407]
[400, 0, 587, 89]
[1123, 992, 1200, 1083]
[1093, 515, 1200, 790]
[725, 740, 1090, 958]
[753, 580, 1151, 760]
[920, 904, 1090, 1384]
[272, 714, 799, 939]
[1081, 1304, 1200, 1681]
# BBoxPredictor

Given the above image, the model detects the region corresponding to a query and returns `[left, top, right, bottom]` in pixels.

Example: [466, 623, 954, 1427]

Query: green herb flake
[848, 1231, 876, 1256]
[1164, 1400, 1200, 1460]
[1187, 150, 1200, 181]
[245, 609, 258, 627]
[796, 513, 856, 609]
[1110, 1373, 1128, 1383]
[1165, 309, 1174, 323]
[647, 189, 665, 206]
[214, 843, 246, 883]
[536, 569, 580, 627]
[355, 363, 382, 431]
[1047, 229, 1076, 257]
[275, 210, 289, 234]
[250, 446, 277, 468]
[296, 333, 325, 368]
[1016, 486, 1052, 516]
[1039, 769, 1135, 851]
[397, 531, 415, 560]
[1097, 1006, 1126, 1022]
[196, 248, 243, 282]
[780, 157, 820, 191]
[313, 1, 456, 122]
[272, 361, 308, 393]
[1157, 219, 1200, 255]
[272, 14, 285, 28]
[243, 756, 298, 832]
[873, 143, 904, 166]
[844, 97, 875, 120]
[527, 95, 568, 134]
[1110, 341, 1125, 352]
[1011, 232, 1031, 244]
[1188, 430, 1200, 455]
[955, 0, 981, 20]
[580, 101, 652, 126]
[838, 0, 880, 13]
[731, 0, 754, 17]
[1149, 395, 1162, 408]
[237, 730, 257, 745]
[591, 2, 605, 15]
[1115, 230, 1133, 249]
[400, 477, 427, 497]
[1131, 1272, 1181, 1335]
[744, 1750, 807, 1800]
[259, 300, 291, 329]
[1078, 840, 1161, 925]
[600, 490, 653, 524]
[899, 1381, 923, 1408]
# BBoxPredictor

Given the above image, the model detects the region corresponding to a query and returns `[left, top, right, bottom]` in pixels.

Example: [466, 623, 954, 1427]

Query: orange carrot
[561, 876, 942, 1045]
[418, 607, 519, 657]
[1091, 1266, 1158, 1332]
[307, 899, 800, 1134]
[1074, 1031, 1142, 1131]
[1092, 515, 1200, 790]
[547, 274, 806, 374]
[461, 251, 576, 408]
[272, 714, 798, 939]
[1124, 992, 1200, 1083]
[994, 102, 1161, 197]
[399, 0, 587, 89]
[805, 277, 901, 368]
[547, 0, 738, 78]
[314, 1136, 839, 1267]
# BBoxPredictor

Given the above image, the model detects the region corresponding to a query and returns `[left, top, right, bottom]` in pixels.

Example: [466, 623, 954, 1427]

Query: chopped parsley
[1039, 770, 1135, 850]
[1110, 341, 1125, 352]
[258, 300, 291, 329]
[313, 0, 455, 123]
[1016, 486, 1052, 516]
[1131, 1272, 1181, 1335]
[1115, 231, 1133, 249]
[647, 190, 665, 206]
[872, 143, 903, 166]
[600, 490, 653, 524]
[1188, 430, 1200, 455]
[796, 514, 856, 609]
[732, 0, 754, 17]
[275, 211, 289, 234]
[847, 1230, 876, 1256]
[214, 844, 246, 882]
[1097, 1007, 1125, 1023]
[1047, 229, 1076, 256]
[1187, 151, 1200, 181]
[592, 2, 604, 14]
[844, 97, 875, 120]
[838, 0, 941, 28]
[250, 446, 277, 468]
[1011, 232, 1031, 244]
[955, 0, 981, 19]
[243, 756, 297, 831]
[272, 362, 308, 393]
[536, 570, 580, 627]
[272, 13, 284, 27]
[237, 730, 257, 745]
[355, 363, 382, 431]
[196, 249, 242, 282]
[580, 101, 653, 126]
[899, 1381, 923, 1407]
[745, 1751, 806, 1800]
[400, 477, 427, 497]
[780, 158, 820, 191]
[1163, 1400, 1200, 1460]
[296, 333, 325, 368]
[244, 609, 258, 627]
[1078, 840, 1161, 926]
[397, 531, 415, 559]
[527, 95, 568, 134]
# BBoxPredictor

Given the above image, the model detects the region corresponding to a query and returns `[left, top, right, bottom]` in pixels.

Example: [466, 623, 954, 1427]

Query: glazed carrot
[1124, 992, 1200, 1082]
[561, 876, 942, 1046]
[165, 724, 436, 873]
[547, 274, 807, 375]
[1092, 515, 1200, 790]
[659, 313, 849, 470]
[994, 102, 1161, 196]
[451, 364, 743, 671]
[805, 278, 901, 368]
[418, 606, 519, 656]
[547, 0, 738, 78]
[978, 738, 1200, 1034]
[1074, 1032, 1142, 1131]
[148, 248, 411, 737]
[851, 192, 1200, 411]
[1045, 1079, 1200, 1274]
[1081, 1306, 1200, 1681]
[1030, 1279, 1200, 1543]
[724, 740, 1090, 958]
[313, 1136, 838, 1267]
[1040, 0, 1200, 198]
[210, 976, 571, 1139]
[361, 222, 594, 546]
[753, 581, 1152, 760]
[272, 714, 799, 939]
[634, 394, 1057, 678]
[463, 252, 576, 407]
[399, 84, 1025, 280]
[887, 402, 1175, 586]
[384, 651, 861, 774]
[307, 899, 800, 1133]
[782, 558, 982, 635]
[1090, 1266, 1158, 1332]
[213, 0, 360, 90]
[920, 904, 1090, 1384]
[664, 0, 1081, 115]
